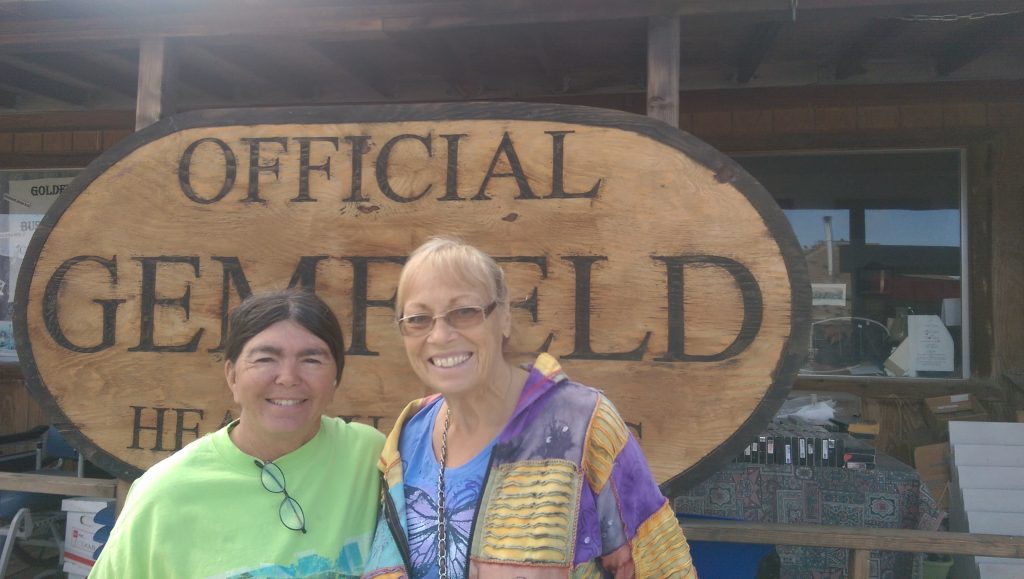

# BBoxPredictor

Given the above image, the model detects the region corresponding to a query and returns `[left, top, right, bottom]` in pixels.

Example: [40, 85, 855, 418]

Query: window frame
[732, 147, 971, 381]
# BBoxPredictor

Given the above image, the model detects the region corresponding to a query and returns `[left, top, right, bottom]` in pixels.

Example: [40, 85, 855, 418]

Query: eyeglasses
[397, 302, 497, 337]
[254, 459, 306, 534]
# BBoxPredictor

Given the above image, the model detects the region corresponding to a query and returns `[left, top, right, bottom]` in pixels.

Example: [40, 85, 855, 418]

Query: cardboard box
[61, 496, 114, 571]
[923, 394, 987, 432]
[925, 394, 974, 415]
[949, 421, 1024, 444]
[914, 442, 951, 509]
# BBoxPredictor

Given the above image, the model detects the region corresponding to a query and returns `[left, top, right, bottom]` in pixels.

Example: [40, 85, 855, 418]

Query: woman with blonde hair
[363, 236, 696, 578]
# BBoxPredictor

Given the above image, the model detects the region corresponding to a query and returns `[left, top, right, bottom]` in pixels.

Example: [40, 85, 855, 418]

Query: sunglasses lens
[279, 496, 305, 531]
[260, 462, 286, 493]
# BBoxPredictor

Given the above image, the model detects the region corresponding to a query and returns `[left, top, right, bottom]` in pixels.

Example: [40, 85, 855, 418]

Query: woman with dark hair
[92, 289, 384, 578]
[363, 237, 696, 579]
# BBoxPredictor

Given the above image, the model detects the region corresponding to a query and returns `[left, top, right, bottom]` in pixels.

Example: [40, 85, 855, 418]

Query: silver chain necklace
[436, 404, 452, 579]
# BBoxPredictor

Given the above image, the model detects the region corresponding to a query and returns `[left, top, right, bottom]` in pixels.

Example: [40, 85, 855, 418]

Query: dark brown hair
[224, 289, 345, 381]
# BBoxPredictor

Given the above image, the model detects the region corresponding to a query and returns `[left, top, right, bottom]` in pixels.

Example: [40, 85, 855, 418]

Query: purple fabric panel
[596, 479, 626, 553]
[610, 436, 669, 538]
[498, 367, 548, 441]
[573, 484, 601, 566]
[494, 384, 596, 466]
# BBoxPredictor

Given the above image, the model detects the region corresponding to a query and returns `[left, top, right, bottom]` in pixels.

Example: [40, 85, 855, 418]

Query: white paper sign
[909, 314, 954, 373]
[811, 283, 847, 306]
[4, 177, 73, 304]
[7, 177, 71, 214]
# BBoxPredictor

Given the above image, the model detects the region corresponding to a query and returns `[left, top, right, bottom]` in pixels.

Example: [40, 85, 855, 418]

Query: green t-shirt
[90, 416, 384, 578]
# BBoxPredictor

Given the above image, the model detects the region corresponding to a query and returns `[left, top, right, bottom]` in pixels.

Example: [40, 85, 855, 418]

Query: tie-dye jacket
[362, 353, 696, 578]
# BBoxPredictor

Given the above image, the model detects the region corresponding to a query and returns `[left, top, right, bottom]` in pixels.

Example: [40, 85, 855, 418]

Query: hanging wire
[895, 10, 1024, 22]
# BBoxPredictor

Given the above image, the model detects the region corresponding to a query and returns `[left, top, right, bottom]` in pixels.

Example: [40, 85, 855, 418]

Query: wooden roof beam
[834, 18, 909, 80]
[0, 61, 91, 105]
[176, 44, 280, 101]
[935, 11, 1024, 77]
[0, 87, 16, 108]
[0, 1, 797, 48]
[441, 35, 482, 98]
[6, 51, 137, 98]
[204, 43, 317, 100]
[530, 30, 567, 94]
[310, 42, 396, 98]
[390, 31, 481, 98]
[735, 20, 783, 84]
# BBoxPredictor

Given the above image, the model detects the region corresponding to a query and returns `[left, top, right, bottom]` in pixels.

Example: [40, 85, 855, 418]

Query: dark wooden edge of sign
[13, 102, 810, 483]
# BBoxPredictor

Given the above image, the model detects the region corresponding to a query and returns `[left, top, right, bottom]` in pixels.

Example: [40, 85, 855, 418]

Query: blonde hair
[396, 236, 509, 319]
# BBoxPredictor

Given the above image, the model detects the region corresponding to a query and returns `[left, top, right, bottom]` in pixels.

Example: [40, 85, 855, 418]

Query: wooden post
[135, 37, 176, 131]
[646, 15, 679, 128]
[848, 548, 871, 579]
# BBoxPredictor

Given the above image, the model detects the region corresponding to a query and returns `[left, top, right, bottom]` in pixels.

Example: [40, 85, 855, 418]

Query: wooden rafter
[204, 43, 318, 100]
[175, 44, 276, 101]
[0, 61, 91, 104]
[390, 30, 482, 98]
[6, 51, 136, 97]
[835, 18, 909, 80]
[311, 42, 396, 99]
[0, 87, 16, 108]
[935, 11, 1024, 77]
[736, 20, 783, 84]
[530, 29, 566, 93]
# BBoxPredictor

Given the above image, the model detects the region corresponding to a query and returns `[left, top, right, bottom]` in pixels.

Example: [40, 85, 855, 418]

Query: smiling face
[400, 268, 511, 397]
[224, 319, 338, 459]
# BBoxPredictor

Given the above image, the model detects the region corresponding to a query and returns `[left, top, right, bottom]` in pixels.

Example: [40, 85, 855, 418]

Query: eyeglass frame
[396, 302, 498, 337]
[254, 459, 307, 534]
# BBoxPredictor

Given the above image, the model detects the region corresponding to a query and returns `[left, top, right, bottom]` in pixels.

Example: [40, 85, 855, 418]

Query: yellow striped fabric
[631, 502, 697, 578]
[582, 396, 629, 493]
[478, 460, 580, 565]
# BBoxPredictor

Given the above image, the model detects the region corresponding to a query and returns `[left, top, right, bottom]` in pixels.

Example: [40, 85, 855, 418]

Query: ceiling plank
[209, 42, 321, 100]
[0, 54, 102, 91]
[935, 11, 1024, 77]
[835, 18, 909, 80]
[5, 51, 137, 97]
[176, 44, 280, 101]
[4, 0, 1023, 50]
[529, 29, 566, 94]
[735, 20, 783, 84]
[0, 88, 17, 108]
[0, 61, 91, 104]
[389, 30, 482, 98]
[0, 1, 798, 48]
[309, 42, 396, 98]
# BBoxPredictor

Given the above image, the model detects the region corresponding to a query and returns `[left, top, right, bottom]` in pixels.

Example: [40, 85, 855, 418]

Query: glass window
[735, 150, 966, 379]
[0, 168, 80, 362]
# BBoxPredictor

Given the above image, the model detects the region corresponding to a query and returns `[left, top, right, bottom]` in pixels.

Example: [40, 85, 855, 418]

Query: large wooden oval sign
[15, 103, 808, 492]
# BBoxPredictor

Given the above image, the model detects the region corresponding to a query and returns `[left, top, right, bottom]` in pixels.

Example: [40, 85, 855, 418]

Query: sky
[785, 208, 961, 249]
